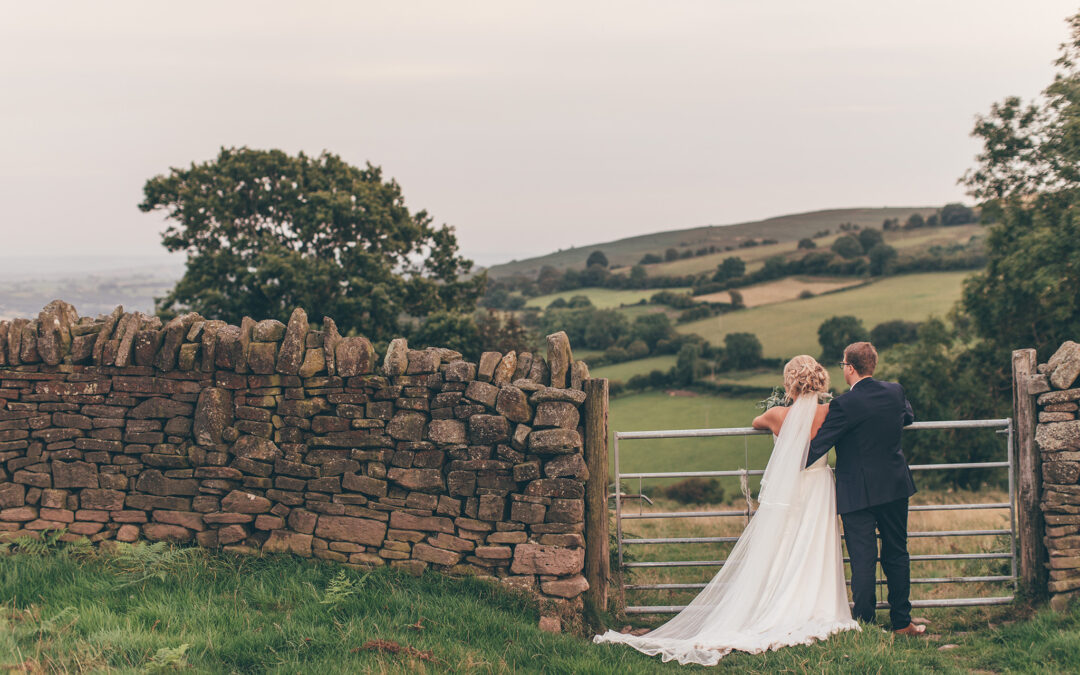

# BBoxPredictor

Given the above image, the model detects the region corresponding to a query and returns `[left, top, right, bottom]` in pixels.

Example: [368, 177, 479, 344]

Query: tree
[411, 312, 480, 360]
[940, 203, 977, 225]
[629, 265, 647, 287]
[567, 295, 593, 308]
[714, 256, 746, 282]
[639, 253, 663, 265]
[925, 213, 939, 227]
[904, 213, 925, 229]
[675, 343, 704, 385]
[797, 237, 817, 249]
[583, 310, 629, 350]
[857, 228, 884, 251]
[586, 250, 609, 268]
[830, 235, 864, 259]
[867, 243, 898, 276]
[664, 248, 680, 262]
[817, 316, 869, 361]
[140, 147, 483, 339]
[723, 332, 762, 370]
[728, 289, 744, 308]
[631, 313, 675, 350]
[870, 320, 921, 350]
[536, 266, 563, 294]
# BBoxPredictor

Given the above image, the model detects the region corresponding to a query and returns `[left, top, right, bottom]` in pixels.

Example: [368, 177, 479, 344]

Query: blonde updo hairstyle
[783, 355, 830, 400]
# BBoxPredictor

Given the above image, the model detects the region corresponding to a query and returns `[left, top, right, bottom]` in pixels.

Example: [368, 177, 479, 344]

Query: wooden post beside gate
[1012, 348, 1047, 597]
[583, 378, 610, 611]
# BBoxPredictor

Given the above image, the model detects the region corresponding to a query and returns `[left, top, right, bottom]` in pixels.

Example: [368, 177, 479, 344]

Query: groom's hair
[844, 342, 878, 376]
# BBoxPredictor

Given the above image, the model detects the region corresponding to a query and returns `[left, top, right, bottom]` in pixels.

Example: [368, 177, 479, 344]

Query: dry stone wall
[0, 300, 596, 609]
[1034, 340, 1080, 606]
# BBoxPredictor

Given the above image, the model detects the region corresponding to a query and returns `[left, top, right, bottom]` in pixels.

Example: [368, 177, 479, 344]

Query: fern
[319, 569, 370, 606]
[142, 643, 190, 672]
[106, 541, 200, 587]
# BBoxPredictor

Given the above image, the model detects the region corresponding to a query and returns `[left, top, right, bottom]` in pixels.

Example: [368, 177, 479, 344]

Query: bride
[594, 355, 859, 665]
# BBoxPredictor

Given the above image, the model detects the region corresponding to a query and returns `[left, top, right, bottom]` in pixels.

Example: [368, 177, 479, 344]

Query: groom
[805, 341, 925, 636]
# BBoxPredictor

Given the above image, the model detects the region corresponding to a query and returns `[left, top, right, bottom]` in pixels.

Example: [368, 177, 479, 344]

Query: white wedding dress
[594, 394, 859, 666]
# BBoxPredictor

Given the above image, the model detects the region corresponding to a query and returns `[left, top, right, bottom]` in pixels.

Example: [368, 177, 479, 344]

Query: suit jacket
[805, 377, 916, 514]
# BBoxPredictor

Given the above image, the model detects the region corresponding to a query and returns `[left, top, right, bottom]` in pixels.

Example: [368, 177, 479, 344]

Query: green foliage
[870, 319, 922, 350]
[319, 569, 372, 607]
[817, 315, 869, 361]
[586, 250, 609, 268]
[713, 256, 746, 282]
[830, 234, 864, 259]
[868, 243, 898, 275]
[630, 313, 675, 350]
[941, 202, 977, 225]
[567, 294, 593, 308]
[410, 311, 481, 360]
[143, 644, 191, 673]
[905, 212, 925, 229]
[723, 332, 763, 370]
[797, 237, 817, 249]
[857, 228, 884, 251]
[661, 477, 726, 504]
[674, 343, 703, 385]
[140, 147, 483, 339]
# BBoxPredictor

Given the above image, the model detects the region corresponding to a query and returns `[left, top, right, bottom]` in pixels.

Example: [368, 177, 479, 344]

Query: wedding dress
[594, 394, 859, 665]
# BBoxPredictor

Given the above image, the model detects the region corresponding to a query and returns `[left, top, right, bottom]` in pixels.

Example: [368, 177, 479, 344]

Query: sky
[0, 1, 1076, 269]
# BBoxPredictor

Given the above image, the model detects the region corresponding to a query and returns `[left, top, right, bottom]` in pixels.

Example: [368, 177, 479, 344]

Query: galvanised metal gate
[613, 419, 1016, 614]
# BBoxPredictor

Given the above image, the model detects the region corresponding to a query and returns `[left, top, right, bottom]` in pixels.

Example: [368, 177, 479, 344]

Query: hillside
[485, 206, 939, 279]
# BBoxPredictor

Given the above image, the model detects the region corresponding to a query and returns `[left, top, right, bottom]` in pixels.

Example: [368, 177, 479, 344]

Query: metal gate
[613, 419, 1016, 614]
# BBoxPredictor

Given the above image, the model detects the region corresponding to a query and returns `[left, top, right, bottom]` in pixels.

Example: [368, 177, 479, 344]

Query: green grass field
[5, 539, 1078, 673]
[678, 271, 971, 359]
[591, 355, 678, 383]
[524, 287, 691, 310]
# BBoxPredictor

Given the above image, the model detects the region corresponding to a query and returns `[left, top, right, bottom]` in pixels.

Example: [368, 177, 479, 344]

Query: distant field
[591, 355, 678, 382]
[523, 287, 691, 310]
[677, 271, 970, 358]
[630, 223, 983, 278]
[696, 276, 865, 308]
[486, 206, 939, 278]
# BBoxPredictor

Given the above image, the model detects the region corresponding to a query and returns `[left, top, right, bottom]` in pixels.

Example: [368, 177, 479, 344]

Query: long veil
[594, 394, 854, 665]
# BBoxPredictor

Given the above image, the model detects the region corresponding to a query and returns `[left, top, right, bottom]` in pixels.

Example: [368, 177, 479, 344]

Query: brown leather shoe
[894, 623, 927, 636]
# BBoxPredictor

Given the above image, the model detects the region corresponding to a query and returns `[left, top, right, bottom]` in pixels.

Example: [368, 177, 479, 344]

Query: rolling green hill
[486, 206, 939, 279]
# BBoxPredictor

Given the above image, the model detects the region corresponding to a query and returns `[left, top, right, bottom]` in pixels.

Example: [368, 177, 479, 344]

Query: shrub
[798, 289, 814, 299]
[797, 237, 817, 249]
[831, 235, 864, 259]
[662, 478, 726, 504]
[818, 315, 869, 361]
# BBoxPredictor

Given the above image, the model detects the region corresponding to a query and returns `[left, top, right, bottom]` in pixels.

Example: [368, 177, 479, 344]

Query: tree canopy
[140, 147, 484, 340]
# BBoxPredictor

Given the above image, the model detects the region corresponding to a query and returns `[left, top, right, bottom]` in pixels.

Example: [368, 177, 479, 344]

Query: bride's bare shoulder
[752, 405, 787, 435]
[810, 403, 830, 437]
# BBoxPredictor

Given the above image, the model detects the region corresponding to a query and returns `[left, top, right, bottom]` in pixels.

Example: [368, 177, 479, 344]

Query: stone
[510, 543, 585, 575]
[247, 341, 278, 374]
[511, 424, 531, 451]
[478, 352, 501, 382]
[1050, 341, 1080, 390]
[342, 473, 388, 496]
[1042, 412, 1077, 423]
[232, 435, 282, 461]
[547, 498, 584, 523]
[545, 332, 573, 388]
[79, 489, 125, 510]
[390, 511, 454, 533]
[495, 386, 531, 423]
[570, 361, 589, 390]
[276, 308, 308, 375]
[298, 348, 325, 378]
[53, 460, 99, 489]
[533, 402, 579, 429]
[1037, 421, 1080, 452]
[91, 306, 122, 365]
[528, 429, 582, 454]
[510, 500, 546, 523]
[514, 352, 534, 380]
[0, 484, 25, 509]
[135, 470, 198, 496]
[407, 349, 440, 374]
[154, 313, 198, 371]
[143, 523, 192, 543]
[468, 415, 510, 444]
[525, 479, 585, 499]
[253, 319, 286, 342]
[288, 509, 318, 534]
[337, 337, 376, 377]
[477, 494, 506, 521]
[1045, 462, 1080, 485]
[383, 338, 409, 376]
[384, 411, 425, 441]
[413, 543, 461, 566]
[493, 351, 517, 385]
[1039, 388, 1080, 406]
[221, 490, 273, 513]
[387, 467, 444, 492]
[443, 360, 476, 382]
[428, 419, 466, 444]
[262, 530, 313, 557]
[129, 397, 194, 419]
[322, 317, 342, 375]
[543, 454, 589, 480]
[193, 388, 233, 445]
[529, 388, 587, 405]
[152, 510, 205, 531]
[198, 319, 226, 371]
[314, 514, 387, 546]
[513, 461, 541, 482]
[540, 574, 589, 598]
[70, 333, 96, 363]
[465, 381, 499, 408]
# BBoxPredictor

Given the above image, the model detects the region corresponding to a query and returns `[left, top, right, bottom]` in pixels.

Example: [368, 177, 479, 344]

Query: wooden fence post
[583, 377, 610, 611]
[1012, 348, 1046, 597]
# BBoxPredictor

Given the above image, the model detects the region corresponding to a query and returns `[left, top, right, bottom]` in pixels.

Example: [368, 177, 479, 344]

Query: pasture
[677, 271, 971, 359]
[523, 287, 691, 310]
[695, 276, 865, 308]
[591, 355, 679, 383]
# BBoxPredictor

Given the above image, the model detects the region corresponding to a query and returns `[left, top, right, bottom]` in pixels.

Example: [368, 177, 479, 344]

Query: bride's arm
[752, 407, 783, 435]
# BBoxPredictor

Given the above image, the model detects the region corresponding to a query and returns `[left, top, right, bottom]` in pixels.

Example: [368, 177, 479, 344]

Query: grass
[591, 355, 679, 383]
[709, 365, 845, 390]
[3, 532, 1078, 673]
[524, 287, 692, 310]
[677, 271, 971, 359]
[486, 207, 940, 278]
[695, 276, 865, 308]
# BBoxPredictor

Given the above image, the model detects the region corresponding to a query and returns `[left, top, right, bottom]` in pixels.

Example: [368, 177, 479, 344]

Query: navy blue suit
[806, 377, 916, 628]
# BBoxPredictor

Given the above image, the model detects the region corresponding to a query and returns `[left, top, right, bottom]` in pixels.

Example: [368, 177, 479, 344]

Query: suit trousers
[840, 497, 911, 629]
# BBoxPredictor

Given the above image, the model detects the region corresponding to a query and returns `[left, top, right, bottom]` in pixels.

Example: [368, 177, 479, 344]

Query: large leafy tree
[140, 147, 485, 339]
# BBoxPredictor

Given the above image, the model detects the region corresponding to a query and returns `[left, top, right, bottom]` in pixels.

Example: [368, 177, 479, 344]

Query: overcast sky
[1, 1, 1075, 268]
